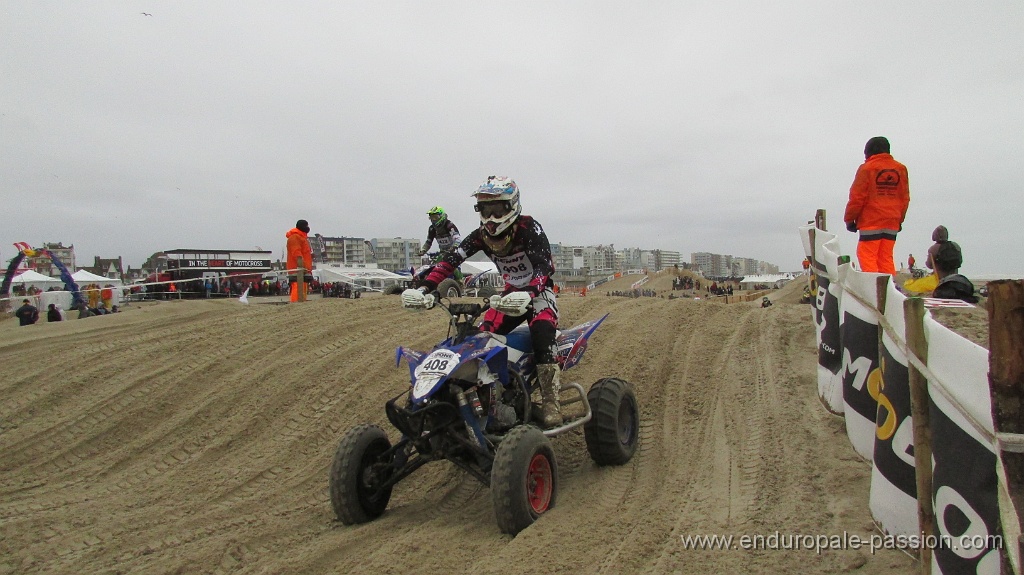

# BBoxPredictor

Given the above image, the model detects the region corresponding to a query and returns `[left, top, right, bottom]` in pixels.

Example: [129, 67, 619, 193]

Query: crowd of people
[671, 276, 699, 291]
[607, 289, 658, 298]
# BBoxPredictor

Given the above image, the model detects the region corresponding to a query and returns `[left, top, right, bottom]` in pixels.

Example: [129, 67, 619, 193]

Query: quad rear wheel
[491, 425, 557, 535]
[329, 424, 394, 524]
[583, 378, 639, 466]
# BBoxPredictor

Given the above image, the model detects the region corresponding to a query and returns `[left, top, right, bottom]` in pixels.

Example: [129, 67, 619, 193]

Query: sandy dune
[0, 280, 917, 574]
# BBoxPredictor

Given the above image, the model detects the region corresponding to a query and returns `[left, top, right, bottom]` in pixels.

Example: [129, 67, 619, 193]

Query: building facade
[24, 242, 76, 277]
[368, 237, 421, 273]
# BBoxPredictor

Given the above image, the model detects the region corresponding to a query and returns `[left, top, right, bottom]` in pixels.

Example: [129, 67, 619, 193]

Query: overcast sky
[2, 2, 1022, 277]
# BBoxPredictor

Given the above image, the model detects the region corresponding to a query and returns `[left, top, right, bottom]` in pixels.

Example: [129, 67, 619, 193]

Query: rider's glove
[488, 291, 532, 316]
[402, 287, 435, 310]
[846, 221, 857, 233]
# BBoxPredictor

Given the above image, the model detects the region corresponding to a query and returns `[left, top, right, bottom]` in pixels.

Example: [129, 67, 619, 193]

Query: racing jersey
[422, 220, 461, 254]
[422, 215, 555, 295]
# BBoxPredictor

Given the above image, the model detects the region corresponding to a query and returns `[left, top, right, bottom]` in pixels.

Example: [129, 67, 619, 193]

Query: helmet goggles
[474, 201, 513, 219]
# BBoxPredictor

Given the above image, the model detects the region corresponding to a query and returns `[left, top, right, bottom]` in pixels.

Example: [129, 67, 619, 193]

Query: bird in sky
[141, 12, 152, 16]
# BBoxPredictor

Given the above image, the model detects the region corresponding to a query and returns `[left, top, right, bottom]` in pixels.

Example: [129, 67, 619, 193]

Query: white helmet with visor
[472, 176, 521, 237]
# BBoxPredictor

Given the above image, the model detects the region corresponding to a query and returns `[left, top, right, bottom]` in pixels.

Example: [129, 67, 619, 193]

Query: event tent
[314, 266, 406, 292]
[72, 269, 123, 287]
[12, 269, 62, 287]
[738, 273, 796, 290]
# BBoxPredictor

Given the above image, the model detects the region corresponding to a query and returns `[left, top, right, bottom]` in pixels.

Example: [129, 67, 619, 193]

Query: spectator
[74, 303, 93, 319]
[926, 225, 949, 270]
[931, 240, 977, 303]
[16, 299, 39, 326]
[101, 284, 114, 309]
[844, 136, 910, 275]
[47, 303, 62, 322]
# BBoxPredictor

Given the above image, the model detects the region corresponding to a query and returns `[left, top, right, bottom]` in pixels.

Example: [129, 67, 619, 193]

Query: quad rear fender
[555, 313, 609, 370]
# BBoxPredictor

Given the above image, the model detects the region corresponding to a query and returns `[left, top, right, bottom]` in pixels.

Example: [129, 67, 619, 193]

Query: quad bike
[328, 293, 639, 535]
[385, 252, 467, 297]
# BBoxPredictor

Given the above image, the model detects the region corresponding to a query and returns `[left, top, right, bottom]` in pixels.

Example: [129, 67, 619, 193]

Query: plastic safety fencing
[800, 223, 1000, 575]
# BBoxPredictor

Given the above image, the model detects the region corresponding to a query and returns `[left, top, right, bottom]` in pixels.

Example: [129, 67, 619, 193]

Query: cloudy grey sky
[2, 2, 1022, 277]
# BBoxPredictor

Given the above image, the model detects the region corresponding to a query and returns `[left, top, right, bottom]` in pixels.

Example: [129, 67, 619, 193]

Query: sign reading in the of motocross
[168, 259, 271, 269]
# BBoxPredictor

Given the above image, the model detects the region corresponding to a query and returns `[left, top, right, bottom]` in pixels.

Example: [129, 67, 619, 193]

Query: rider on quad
[403, 176, 564, 428]
[420, 206, 461, 257]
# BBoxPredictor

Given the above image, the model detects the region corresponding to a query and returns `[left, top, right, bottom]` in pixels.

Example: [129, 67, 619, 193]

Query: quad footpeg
[536, 382, 591, 437]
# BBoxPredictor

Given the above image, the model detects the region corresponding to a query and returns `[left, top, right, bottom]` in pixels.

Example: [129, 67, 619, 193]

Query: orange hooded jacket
[286, 227, 313, 274]
[844, 153, 910, 232]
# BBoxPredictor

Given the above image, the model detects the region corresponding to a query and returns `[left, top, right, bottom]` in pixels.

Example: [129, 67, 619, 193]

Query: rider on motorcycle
[404, 176, 564, 428]
[420, 206, 461, 257]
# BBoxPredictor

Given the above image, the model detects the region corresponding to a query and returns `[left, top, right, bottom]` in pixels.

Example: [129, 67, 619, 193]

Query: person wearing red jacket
[286, 219, 314, 302]
[843, 136, 910, 276]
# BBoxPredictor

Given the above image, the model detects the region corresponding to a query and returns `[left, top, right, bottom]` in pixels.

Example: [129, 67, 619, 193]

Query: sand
[4, 275, 978, 574]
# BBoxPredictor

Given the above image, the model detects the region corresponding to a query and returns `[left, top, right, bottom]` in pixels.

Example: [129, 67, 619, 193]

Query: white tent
[739, 273, 796, 289]
[11, 269, 63, 288]
[72, 270, 125, 304]
[314, 265, 406, 291]
[460, 260, 502, 289]
[459, 260, 499, 276]
[72, 269, 123, 287]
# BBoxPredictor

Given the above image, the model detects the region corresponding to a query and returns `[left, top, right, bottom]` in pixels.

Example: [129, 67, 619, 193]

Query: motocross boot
[536, 363, 563, 428]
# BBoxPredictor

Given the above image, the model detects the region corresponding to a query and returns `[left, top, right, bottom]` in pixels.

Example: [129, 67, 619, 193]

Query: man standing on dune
[286, 219, 314, 302]
[843, 136, 910, 276]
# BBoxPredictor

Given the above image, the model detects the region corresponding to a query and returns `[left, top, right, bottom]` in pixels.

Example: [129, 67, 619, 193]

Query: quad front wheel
[584, 378, 640, 466]
[491, 425, 557, 535]
[437, 278, 463, 299]
[329, 424, 395, 524]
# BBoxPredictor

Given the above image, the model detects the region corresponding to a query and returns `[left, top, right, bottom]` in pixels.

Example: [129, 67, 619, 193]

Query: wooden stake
[905, 297, 933, 573]
[877, 275, 890, 364]
[989, 280, 1024, 573]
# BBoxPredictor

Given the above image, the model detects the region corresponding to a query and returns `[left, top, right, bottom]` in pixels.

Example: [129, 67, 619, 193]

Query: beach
[2, 274, 986, 574]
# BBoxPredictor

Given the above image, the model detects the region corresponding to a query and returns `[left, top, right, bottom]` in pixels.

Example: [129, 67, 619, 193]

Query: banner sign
[840, 309, 879, 460]
[869, 339, 918, 536]
[167, 259, 271, 270]
[925, 316, 999, 574]
[812, 228, 844, 413]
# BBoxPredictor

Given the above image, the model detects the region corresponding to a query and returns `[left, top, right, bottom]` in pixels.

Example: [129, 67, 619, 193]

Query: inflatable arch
[2, 244, 85, 309]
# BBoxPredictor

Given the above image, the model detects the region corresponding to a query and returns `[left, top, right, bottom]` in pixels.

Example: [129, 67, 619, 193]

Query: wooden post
[877, 275, 891, 359]
[989, 280, 1024, 573]
[297, 257, 307, 302]
[905, 297, 933, 573]
[815, 208, 827, 232]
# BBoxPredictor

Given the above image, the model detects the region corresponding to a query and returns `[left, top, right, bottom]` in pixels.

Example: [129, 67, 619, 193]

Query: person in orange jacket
[843, 136, 910, 276]
[286, 219, 314, 302]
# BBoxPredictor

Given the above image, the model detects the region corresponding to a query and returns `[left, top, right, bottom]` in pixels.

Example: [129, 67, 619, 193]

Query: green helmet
[427, 206, 447, 227]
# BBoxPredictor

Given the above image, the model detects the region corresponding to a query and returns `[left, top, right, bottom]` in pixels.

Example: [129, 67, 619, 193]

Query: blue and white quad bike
[328, 295, 640, 535]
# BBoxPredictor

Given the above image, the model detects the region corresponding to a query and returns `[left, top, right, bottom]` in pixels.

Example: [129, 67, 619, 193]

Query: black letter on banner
[815, 275, 842, 374]
[842, 311, 879, 422]
[873, 345, 916, 497]
[930, 401, 999, 571]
